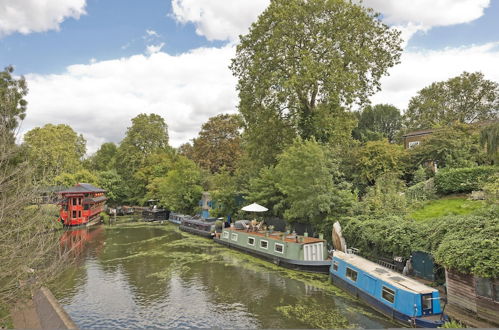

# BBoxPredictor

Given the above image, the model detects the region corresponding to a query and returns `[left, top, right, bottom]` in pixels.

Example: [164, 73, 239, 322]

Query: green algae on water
[277, 301, 353, 329]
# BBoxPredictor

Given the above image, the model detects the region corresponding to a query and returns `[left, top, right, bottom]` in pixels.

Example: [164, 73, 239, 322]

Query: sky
[1, 0, 499, 154]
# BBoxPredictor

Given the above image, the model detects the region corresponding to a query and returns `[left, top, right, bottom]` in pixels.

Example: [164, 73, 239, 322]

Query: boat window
[346, 267, 358, 282]
[260, 240, 268, 249]
[422, 295, 432, 311]
[275, 243, 284, 254]
[333, 261, 339, 272]
[222, 231, 229, 239]
[231, 233, 238, 241]
[78, 211, 82, 218]
[72, 198, 77, 206]
[72, 211, 77, 218]
[84, 204, 89, 210]
[382, 286, 395, 303]
[248, 237, 255, 246]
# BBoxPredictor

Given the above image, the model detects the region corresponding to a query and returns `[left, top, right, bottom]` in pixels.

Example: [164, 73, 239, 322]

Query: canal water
[51, 222, 399, 328]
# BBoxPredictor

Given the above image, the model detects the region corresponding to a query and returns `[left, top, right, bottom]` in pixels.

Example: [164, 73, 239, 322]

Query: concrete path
[11, 300, 41, 329]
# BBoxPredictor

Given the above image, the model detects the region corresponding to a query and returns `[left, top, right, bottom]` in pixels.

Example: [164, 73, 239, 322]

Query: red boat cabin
[57, 183, 107, 226]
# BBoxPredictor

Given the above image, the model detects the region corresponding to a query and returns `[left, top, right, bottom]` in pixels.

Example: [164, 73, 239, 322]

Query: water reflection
[51, 223, 398, 328]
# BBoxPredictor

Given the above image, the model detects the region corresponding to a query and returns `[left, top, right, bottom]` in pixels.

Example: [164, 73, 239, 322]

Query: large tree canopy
[189, 114, 243, 173]
[23, 124, 86, 182]
[353, 104, 402, 142]
[0, 66, 28, 139]
[231, 0, 402, 165]
[405, 71, 499, 129]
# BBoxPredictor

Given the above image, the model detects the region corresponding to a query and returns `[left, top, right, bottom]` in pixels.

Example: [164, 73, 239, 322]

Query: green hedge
[406, 178, 437, 202]
[434, 166, 499, 195]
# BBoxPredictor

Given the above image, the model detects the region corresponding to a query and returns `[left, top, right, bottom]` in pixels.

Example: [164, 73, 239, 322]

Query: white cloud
[23, 46, 238, 154]
[171, 0, 269, 41]
[146, 43, 165, 55]
[170, 0, 490, 44]
[0, 0, 86, 37]
[145, 29, 160, 37]
[370, 42, 499, 111]
[363, 0, 491, 42]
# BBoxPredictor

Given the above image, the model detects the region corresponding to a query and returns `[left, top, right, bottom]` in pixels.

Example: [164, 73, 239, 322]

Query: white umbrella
[241, 203, 268, 212]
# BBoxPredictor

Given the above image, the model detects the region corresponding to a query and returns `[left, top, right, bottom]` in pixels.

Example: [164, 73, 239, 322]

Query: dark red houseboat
[57, 183, 107, 226]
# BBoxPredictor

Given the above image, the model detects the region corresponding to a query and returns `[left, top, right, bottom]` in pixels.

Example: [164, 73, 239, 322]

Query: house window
[408, 141, 420, 149]
[275, 243, 284, 254]
[248, 237, 255, 246]
[346, 267, 358, 282]
[231, 233, 238, 241]
[332, 261, 339, 272]
[260, 240, 268, 249]
[382, 286, 395, 303]
[222, 231, 229, 239]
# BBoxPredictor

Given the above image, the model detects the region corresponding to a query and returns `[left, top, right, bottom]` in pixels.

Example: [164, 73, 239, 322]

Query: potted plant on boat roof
[268, 225, 274, 234]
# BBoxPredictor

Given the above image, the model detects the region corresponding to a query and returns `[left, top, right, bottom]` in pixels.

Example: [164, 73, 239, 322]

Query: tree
[246, 166, 287, 218]
[23, 124, 86, 182]
[0, 66, 28, 142]
[349, 140, 407, 188]
[274, 139, 355, 230]
[480, 122, 499, 164]
[134, 151, 176, 203]
[155, 155, 203, 214]
[53, 169, 99, 187]
[353, 104, 402, 142]
[116, 113, 169, 179]
[405, 72, 499, 129]
[359, 173, 407, 217]
[209, 168, 243, 218]
[115, 114, 170, 203]
[231, 0, 402, 165]
[189, 114, 243, 173]
[410, 124, 482, 169]
[86, 142, 117, 171]
[98, 170, 126, 206]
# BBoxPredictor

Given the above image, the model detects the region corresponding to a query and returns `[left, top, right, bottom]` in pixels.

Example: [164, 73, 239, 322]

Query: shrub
[434, 166, 499, 194]
[406, 178, 437, 202]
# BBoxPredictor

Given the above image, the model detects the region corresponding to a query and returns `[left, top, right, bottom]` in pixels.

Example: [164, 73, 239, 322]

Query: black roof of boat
[58, 183, 106, 194]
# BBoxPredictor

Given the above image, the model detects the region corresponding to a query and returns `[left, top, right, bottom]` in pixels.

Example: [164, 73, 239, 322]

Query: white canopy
[241, 203, 268, 212]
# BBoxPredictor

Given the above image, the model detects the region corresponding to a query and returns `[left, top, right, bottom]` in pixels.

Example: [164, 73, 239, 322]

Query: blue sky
[1, 0, 498, 153]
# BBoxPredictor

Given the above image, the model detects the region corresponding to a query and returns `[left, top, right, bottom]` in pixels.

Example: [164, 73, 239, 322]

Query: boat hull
[330, 272, 445, 328]
[214, 237, 330, 274]
[180, 225, 214, 238]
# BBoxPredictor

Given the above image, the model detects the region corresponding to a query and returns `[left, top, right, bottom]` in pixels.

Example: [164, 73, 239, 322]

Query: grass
[409, 196, 486, 221]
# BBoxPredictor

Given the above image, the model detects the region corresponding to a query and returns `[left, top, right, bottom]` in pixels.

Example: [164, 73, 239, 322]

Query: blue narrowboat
[330, 251, 447, 328]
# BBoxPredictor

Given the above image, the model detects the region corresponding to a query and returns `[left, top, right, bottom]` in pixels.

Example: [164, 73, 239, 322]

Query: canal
[51, 222, 399, 328]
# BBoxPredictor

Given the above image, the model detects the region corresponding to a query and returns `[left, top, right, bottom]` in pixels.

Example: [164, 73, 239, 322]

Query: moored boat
[214, 221, 331, 273]
[330, 250, 447, 328]
[179, 216, 216, 238]
[168, 212, 190, 225]
[57, 183, 107, 227]
[142, 200, 169, 222]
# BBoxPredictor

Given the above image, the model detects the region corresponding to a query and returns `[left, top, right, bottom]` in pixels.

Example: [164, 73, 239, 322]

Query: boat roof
[58, 183, 106, 194]
[182, 218, 213, 226]
[334, 251, 436, 294]
[225, 228, 325, 245]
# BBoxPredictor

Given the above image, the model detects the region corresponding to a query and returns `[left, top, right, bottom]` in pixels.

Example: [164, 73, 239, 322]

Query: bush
[434, 166, 499, 194]
[406, 178, 437, 202]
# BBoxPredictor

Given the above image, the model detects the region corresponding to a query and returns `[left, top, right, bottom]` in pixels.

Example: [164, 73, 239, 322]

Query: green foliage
[189, 114, 243, 173]
[156, 155, 203, 214]
[274, 139, 355, 230]
[410, 124, 484, 169]
[434, 166, 499, 194]
[408, 197, 485, 221]
[23, 124, 86, 182]
[433, 211, 498, 278]
[231, 0, 401, 166]
[134, 152, 175, 204]
[480, 122, 499, 164]
[349, 140, 407, 188]
[482, 173, 499, 205]
[411, 165, 429, 185]
[246, 166, 287, 218]
[359, 173, 407, 217]
[353, 104, 402, 142]
[0, 65, 28, 140]
[209, 168, 243, 218]
[100, 211, 110, 224]
[86, 142, 117, 171]
[53, 169, 99, 187]
[405, 71, 499, 129]
[440, 320, 465, 328]
[406, 179, 437, 203]
[98, 170, 126, 206]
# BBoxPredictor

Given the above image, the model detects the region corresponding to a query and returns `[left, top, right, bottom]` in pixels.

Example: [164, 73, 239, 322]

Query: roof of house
[57, 183, 106, 194]
[402, 128, 434, 138]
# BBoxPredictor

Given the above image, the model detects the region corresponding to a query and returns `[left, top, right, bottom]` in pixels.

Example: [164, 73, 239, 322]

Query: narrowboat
[330, 250, 447, 328]
[214, 221, 331, 273]
[179, 217, 216, 238]
[57, 183, 107, 227]
[142, 200, 169, 222]
[168, 212, 190, 225]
